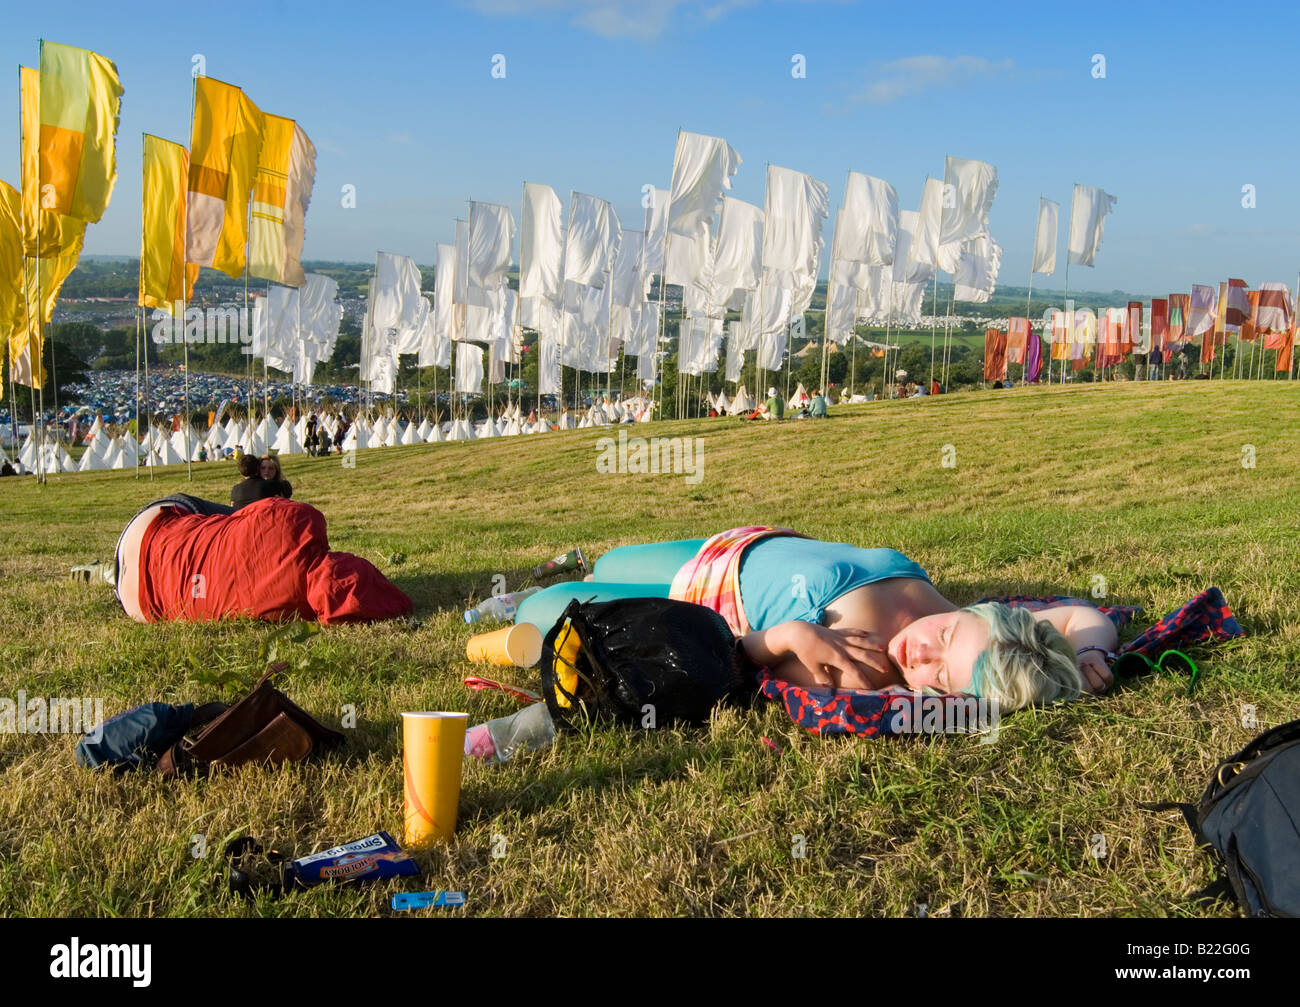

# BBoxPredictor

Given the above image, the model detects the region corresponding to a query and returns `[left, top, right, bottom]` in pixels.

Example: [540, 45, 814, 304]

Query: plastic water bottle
[463, 587, 542, 624]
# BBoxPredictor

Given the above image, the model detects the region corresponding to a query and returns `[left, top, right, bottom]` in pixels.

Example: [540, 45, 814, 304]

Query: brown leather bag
[158, 664, 345, 778]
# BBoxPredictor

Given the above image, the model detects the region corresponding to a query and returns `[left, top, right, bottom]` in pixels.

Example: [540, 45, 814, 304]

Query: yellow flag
[14, 218, 86, 389]
[21, 66, 71, 258]
[187, 76, 265, 278]
[0, 181, 23, 401]
[37, 41, 124, 224]
[249, 114, 315, 287]
[140, 134, 197, 311]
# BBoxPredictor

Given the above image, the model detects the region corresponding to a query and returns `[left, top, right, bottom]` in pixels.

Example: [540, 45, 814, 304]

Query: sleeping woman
[514, 527, 1118, 709]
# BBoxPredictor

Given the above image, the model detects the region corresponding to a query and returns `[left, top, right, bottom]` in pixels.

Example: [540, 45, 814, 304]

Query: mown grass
[1, 380, 1297, 917]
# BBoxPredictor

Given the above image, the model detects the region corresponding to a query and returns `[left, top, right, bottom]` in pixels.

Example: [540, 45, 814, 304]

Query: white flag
[667, 130, 741, 239]
[538, 322, 562, 396]
[837, 172, 898, 267]
[467, 201, 515, 291]
[372, 252, 423, 339]
[939, 156, 998, 252]
[416, 294, 449, 368]
[952, 235, 1002, 303]
[1032, 197, 1059, 275]
[710, 196, 763, 311]
[642, 186, 669, 277]
[753, 286, 794, 370]
[761, 164, 829, 291]
[1068, 184, 1117, 267]
[666, 219, 712, 315]
[302, 273, 341, 343]
[455, 341, 483, 394]
[433, 242, 459, 344]
[392, 289, 427, 354]
[893, 210, 931, 285]
[825, 281, 860, 345]
[564, 192, 621, 288]
[610, 229, 646, 307]
[520, 182, 563, 302]
[908, 178, 945, 269]
[452, 219, 486, 307]
[725, 320, 743, 382]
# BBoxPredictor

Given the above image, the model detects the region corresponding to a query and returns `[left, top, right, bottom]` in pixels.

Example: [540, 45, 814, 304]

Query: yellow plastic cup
[401, 711, 468, 848]
[465, 622, 544, 667]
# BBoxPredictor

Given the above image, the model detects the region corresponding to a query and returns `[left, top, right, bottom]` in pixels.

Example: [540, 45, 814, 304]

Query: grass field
[1, 381, 1297, 918]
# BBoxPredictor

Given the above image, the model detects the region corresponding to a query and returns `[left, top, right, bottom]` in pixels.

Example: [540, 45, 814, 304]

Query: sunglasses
[1112, 648, 1201, 695]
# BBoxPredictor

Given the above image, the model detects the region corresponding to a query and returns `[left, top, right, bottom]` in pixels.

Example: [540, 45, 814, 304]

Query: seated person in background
[230, 454, 264, 510]
[258, 455, 293, 499]
[809, 390, 829, 418]
[764, 387, 785, 421]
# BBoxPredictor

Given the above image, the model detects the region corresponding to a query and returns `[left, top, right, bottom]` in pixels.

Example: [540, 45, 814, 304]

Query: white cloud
[462, 0, 687, 40]
[462, 0, 832, 40]
[854, 55, 1013, 105]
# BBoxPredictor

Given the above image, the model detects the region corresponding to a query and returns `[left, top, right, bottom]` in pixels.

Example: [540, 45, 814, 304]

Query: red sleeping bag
[136, 498, 412, 624]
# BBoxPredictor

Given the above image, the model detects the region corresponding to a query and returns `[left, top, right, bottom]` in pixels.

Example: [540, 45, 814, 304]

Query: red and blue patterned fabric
[1110, 586, 1241, 658]
[757, 590, 1243, 737]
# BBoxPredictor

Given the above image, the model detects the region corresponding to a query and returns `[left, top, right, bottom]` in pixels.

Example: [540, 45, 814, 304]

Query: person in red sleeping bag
[113, 494, 412, 625]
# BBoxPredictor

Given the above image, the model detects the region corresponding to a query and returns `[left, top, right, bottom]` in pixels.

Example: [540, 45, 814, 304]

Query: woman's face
[259, 458, 277, 480]
[887, 611, 989, 693]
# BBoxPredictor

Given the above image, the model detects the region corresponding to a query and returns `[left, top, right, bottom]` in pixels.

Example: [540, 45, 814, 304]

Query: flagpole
[822, 192, 842, 400]
[927, 271, 938, 390]
[135, 131, 142, 479]
[142, 304, 154, 480]
[1062, 257, 1071, 385]
[942, 284, 955, 391]
[31, 52, 48, 484]
[17, 61, 33, 472]
[884, 280, 895, 398]
[264, 280, 272, 451]
[1025, 199, 1039, 385]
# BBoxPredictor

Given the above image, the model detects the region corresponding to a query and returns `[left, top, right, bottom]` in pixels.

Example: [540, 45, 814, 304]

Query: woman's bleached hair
[962, 602, 1081, 710]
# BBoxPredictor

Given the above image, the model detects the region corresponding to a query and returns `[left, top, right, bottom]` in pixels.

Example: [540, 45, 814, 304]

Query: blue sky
[4, 0, 1298, 293]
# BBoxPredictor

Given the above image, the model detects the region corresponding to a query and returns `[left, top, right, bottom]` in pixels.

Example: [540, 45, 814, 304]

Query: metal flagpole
[942, 285, 955, 391]
[927, 271, 938, 389]
[1025, 200, 1038, 385]
[142, 305, 154, 480]
[884, 279, 895, 398]
[30, 55, 47, 484]
[1061, 258, 1071, 385]
[264, 281, 272, 451]
[134, 304, 141, 480]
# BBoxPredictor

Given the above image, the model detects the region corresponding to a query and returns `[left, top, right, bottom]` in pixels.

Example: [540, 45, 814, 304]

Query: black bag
[538, 597, 758, 731]
[1145, 718, 1300, 917]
